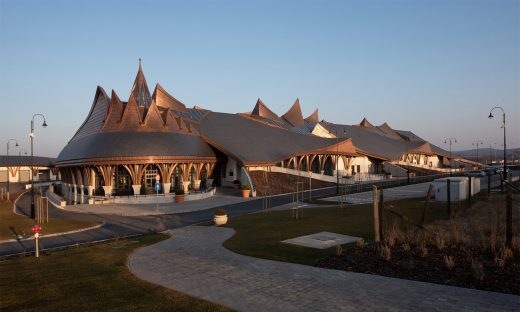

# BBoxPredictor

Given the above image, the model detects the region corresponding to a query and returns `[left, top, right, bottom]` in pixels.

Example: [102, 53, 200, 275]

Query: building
[54, 63, 475, 204]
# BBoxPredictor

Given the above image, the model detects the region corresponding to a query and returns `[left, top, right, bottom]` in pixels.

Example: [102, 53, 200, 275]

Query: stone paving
[128, 226, 519, 312]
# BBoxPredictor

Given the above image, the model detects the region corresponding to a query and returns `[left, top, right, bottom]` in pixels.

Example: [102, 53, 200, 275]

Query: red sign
[31, 225, 42, 234]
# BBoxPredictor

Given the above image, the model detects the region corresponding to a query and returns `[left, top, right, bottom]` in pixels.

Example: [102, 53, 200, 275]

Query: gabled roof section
[358, 117, 374, 128]
[152, 83, 188, 113]
[409, 142, 436, 156]
[143, 100, 165, 129]
[376, 122, 403, 140]
[69, 86, 110, 142]
[251, 98, 282, 122]
[282, 98, 304, 127]
[306, 138, 357, 156]
[119, 95, 143, 129]
[102, 90, 124, 131]
[129, 60, 152, 108]
[304, 109, 319, 124]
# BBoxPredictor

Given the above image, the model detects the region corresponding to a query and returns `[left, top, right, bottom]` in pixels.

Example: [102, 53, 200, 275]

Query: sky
[0, 0, 519, 157]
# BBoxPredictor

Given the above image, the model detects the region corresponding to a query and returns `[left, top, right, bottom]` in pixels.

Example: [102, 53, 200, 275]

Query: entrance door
[142, 165, 159, 194]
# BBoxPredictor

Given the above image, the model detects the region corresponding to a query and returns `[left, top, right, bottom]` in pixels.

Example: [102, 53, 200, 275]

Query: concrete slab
[282, 231, 361, 249]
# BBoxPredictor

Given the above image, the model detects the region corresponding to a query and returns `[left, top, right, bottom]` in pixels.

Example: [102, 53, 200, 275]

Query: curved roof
[55, 132, 216, 166]
[197, 112, 357, 166]
[0, 156, 55, 167]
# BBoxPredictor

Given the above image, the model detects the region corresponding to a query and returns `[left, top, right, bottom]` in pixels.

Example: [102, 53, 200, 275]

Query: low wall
[89, 188, 216, 205]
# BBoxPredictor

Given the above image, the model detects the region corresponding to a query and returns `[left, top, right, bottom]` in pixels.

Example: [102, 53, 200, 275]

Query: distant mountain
[454, 148, 520, 164]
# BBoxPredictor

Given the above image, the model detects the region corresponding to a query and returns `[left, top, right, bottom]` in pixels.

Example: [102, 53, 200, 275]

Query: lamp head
[15, 142, 19, 147]
[42, 120, 48, 128]
[488, 112, 494, 119]
[444, 140, 447, 144]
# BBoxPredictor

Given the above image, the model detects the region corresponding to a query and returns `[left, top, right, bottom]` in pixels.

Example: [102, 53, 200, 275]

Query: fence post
[379, 188, 384, 242]
[487, 175, 491, 194]
[506, 186, 512, 247]
[447, 179, 452, 218]
[420, 184, 434, 226]
[372, 186, 380, 243]
[467, 176, 472, 208]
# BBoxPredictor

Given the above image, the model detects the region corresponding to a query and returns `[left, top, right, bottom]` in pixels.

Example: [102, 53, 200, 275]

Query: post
[467, 176, 472, 208]
[35, 233, 39, 258]
[447, 179, 452, 218]
[487, 174, 491, 194]
[379, 188, 384, 242]
[420, 184, 434, 226]
[506, 187, 512, 247]
[372, 186, 380, 243]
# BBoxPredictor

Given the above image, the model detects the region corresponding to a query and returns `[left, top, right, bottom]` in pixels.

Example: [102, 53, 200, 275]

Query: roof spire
[129, 59, 152, 108]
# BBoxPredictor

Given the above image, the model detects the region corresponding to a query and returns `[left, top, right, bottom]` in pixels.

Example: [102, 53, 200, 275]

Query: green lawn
[0, 233, 230, 312]
[0, 200, 100, 240]
[222, 198, 450, 265]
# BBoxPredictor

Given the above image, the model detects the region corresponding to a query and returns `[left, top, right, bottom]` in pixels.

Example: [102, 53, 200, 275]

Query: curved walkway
[128, 226, 519, 312]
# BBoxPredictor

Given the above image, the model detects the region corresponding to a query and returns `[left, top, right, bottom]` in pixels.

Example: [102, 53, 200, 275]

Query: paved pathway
[129, 226, 519, 312]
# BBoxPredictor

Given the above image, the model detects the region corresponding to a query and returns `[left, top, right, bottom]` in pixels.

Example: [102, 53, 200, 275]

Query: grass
[0, 200, 100, 241]
[0, 233, 230, 312]
[222, 198, 449, 265]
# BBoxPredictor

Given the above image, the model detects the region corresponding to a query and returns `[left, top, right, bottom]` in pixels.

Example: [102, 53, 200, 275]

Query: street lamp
[488, 107, 507, 182]
[334, 129, 346, 194]
[472, 140, 483, 164]
[30, 114, 48, 219]
[6, 139, 19, 201]
[444, 137, 457, 176]
[18, 148, 27, 156]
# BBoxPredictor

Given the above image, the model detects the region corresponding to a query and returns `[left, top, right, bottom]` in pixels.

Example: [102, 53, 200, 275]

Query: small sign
[155, 182, 161, 191]
[31, 225, 42, 234]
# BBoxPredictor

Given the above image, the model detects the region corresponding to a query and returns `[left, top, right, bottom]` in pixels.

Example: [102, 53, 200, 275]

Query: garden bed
[317, 243, 519, 295]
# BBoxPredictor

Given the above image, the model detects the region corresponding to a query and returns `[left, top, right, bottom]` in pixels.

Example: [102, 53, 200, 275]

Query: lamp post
[488, 107, 507, 182]
[6, 139, 19, 201]
[30, 114, 48, 219]
[18, 148, 27, 156]
[334, 129, 346, 195]
[444, 138, 457, 176]
[472, 140, 483, 164]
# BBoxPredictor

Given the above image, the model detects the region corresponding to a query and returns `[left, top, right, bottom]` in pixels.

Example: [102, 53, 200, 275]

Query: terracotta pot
[242, 189, 251, 198]
[175, 195, 185, 203]
[214, 214, 228, 226]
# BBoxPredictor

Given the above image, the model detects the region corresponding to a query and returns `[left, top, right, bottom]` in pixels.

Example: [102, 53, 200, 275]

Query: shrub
[215, 208, 227, 216]
[356, 238, 365, 248]
[444, 255, 455, 271]
[471, 258, 484, 281]
[242, 185, 251, 190]
[379, 245, 392, 262]
[175, 189, 185, 195]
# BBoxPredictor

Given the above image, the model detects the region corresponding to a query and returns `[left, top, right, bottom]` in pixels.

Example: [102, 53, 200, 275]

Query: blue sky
[1, 0, 519, 157]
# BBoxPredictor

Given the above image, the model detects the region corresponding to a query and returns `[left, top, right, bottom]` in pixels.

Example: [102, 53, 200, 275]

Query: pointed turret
[152, 83, 188, 113]
[251, 98, 281, 121]
[376, 122, 402, 140]
[358, 117, 374, 128]
[304, 109, 319, 124]
[281, 98, 304, 127]
[103, 90, 124, 131]
[129, 59, 152, 108]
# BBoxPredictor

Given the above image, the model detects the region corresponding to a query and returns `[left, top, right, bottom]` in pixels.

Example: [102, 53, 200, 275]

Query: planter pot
[214, 214, 228, 226]
[242, 189, 251, 198]
[175, 195, 185, 203]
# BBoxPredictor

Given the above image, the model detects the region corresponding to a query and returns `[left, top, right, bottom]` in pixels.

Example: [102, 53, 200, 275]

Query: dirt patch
[319, 191, 520, 295]
[250, 171, 335, 196]
[318, 243, 519, 295]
